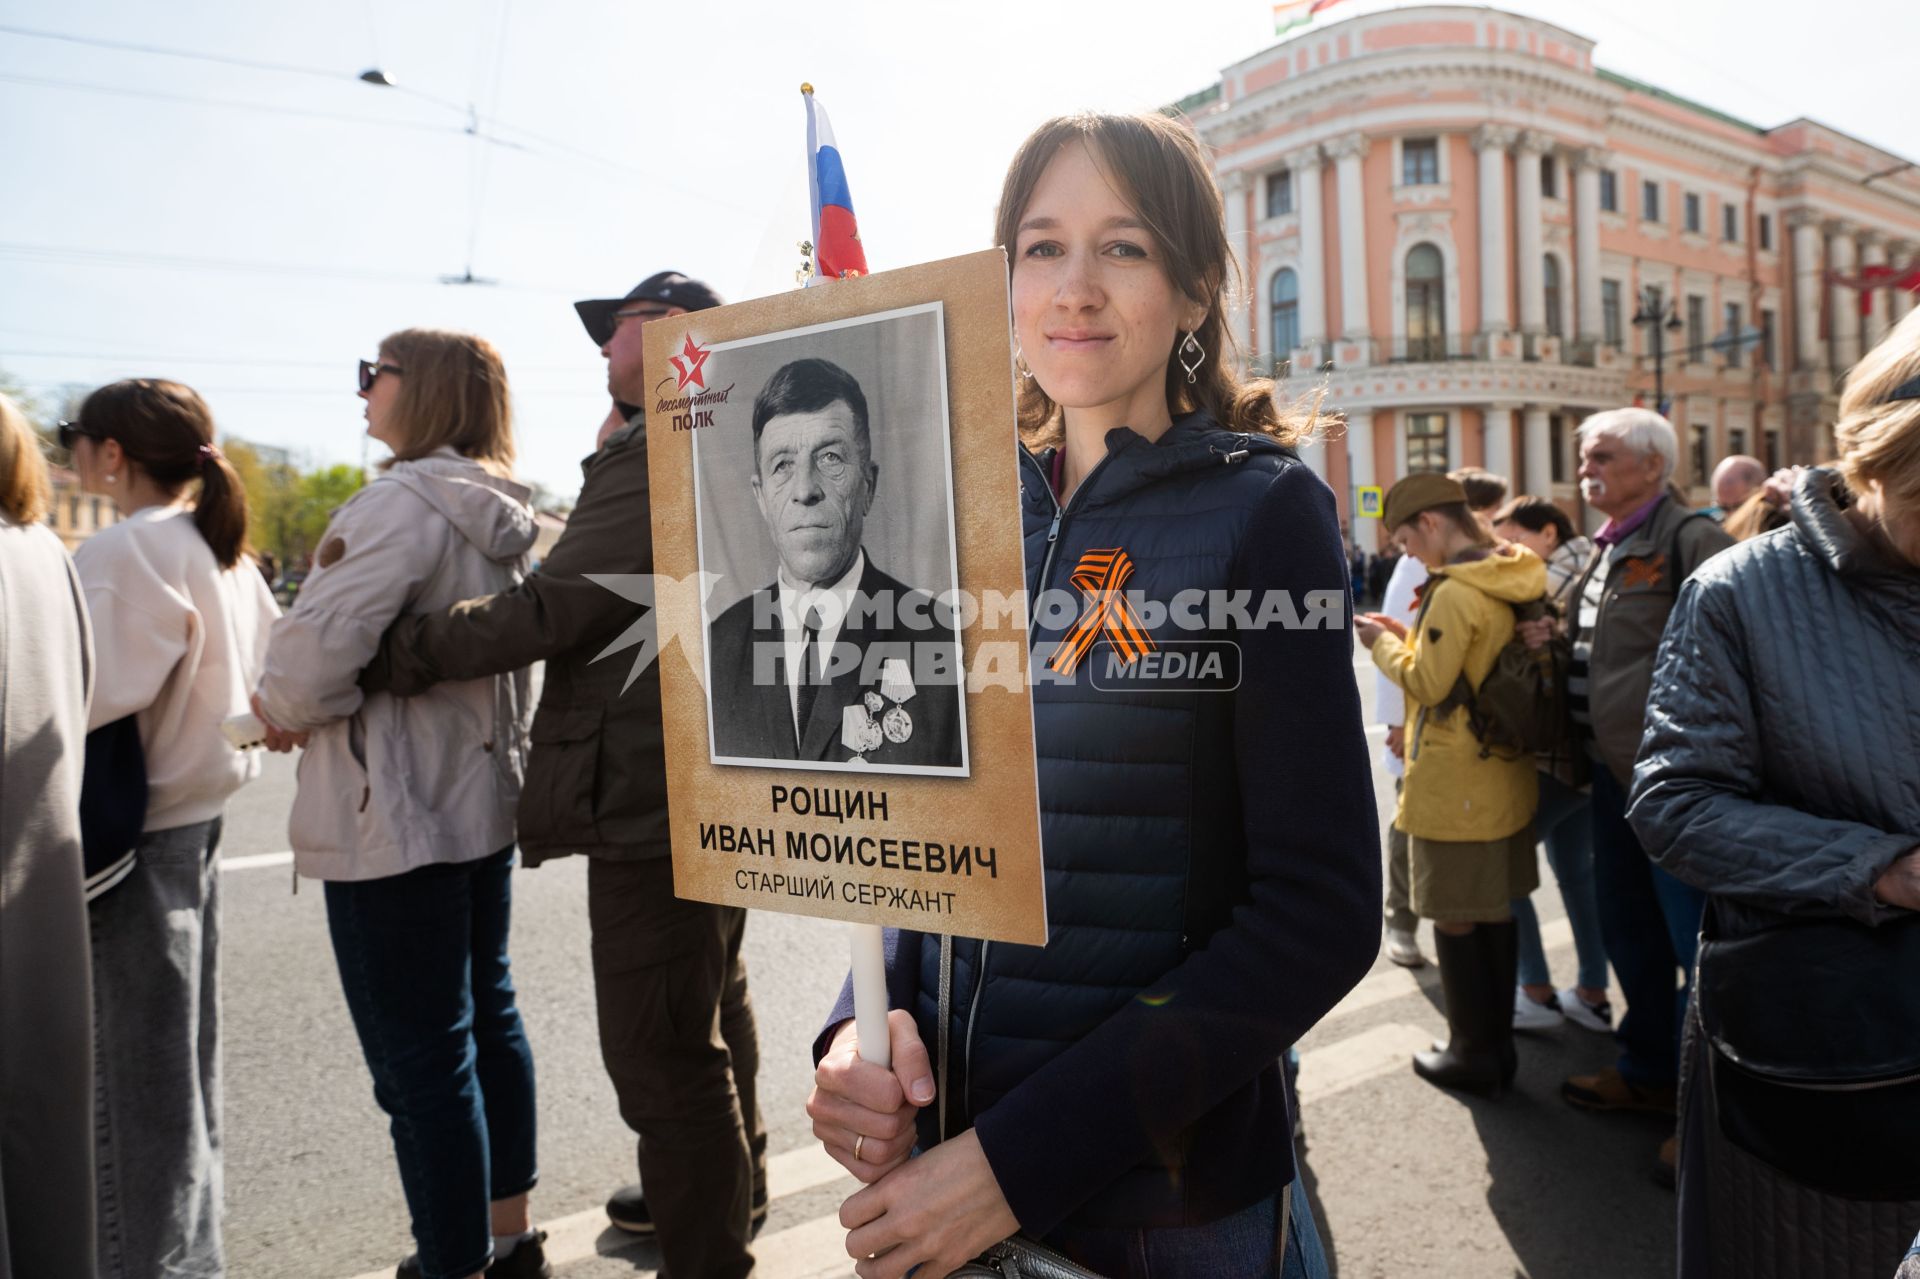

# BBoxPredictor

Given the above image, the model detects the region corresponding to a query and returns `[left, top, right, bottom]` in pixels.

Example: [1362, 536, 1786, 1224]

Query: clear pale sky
[2, 0, 1910, 499]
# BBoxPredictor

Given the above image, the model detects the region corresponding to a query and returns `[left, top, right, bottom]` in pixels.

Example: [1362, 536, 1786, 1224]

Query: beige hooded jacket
[257, 449, 535, 881]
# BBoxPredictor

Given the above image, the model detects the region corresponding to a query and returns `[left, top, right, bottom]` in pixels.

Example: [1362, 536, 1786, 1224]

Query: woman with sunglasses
[807, 112, 1379, 1279]
[62, 377, 280, 1279]
[254, 331, 547, 1279]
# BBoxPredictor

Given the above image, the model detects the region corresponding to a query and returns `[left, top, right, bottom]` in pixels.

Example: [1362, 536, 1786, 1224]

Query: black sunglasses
[56, 419, 98, 451]
[358, 359, 404, 392]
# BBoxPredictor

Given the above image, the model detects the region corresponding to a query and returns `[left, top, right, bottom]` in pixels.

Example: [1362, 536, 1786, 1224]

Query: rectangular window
[1691, 424, 1712, 488]
[1550, 413, 1569, 484]
[1405, 412, 1449, 473]
[1541, 155, 1557, 199]
[1687, 295, 1707, 362]
[1760, 308, 1777, 369]
[1599, 169, 1617, 212]
[1724, 302, 1743, 368]
[1759, 213, 1774, 251]
[1722, 202, 1739, 242]
[1728, 428, 1747, 459]
[1765, 429, 1782, 471]
[1685, 193, 1702, 233]
[1402, 138, 1440, 186]
[1602, 279, 1624, 349]
[1266, 169, 1293, 218]
[1643, 179, 1662, 222]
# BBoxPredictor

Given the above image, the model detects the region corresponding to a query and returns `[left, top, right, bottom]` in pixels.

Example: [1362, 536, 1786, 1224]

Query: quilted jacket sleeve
[1627, 574, 1910, 926]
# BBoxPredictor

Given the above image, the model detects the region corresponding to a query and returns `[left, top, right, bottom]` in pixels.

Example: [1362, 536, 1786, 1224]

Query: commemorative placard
[643, 250, 1047, 945]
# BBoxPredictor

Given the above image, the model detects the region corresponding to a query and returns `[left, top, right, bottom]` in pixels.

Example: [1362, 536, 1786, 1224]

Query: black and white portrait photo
[693, 303, 968, 776]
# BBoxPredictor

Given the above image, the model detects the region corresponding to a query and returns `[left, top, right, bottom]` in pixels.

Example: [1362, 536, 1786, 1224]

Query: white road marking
[220, 850, 295, 872]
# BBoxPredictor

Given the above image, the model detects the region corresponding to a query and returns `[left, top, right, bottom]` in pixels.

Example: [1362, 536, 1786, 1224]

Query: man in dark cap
[362, 272, 768, 1279]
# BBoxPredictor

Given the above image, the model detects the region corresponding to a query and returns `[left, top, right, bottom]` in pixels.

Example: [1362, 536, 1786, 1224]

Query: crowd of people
[0, 104, 1916, 1279]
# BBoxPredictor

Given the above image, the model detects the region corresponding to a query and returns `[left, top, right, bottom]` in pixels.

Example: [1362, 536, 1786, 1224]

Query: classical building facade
[1186, 5, 1920, 537]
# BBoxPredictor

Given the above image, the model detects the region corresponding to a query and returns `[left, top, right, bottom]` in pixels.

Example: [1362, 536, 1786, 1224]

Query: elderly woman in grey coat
[1628, 308, 1920, 1279]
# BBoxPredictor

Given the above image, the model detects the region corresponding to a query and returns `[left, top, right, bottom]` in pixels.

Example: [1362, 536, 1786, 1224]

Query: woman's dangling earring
[1013, 339, 1033, 380]
[105, 471, 117, 485]
[1178, 330, 1207, 385]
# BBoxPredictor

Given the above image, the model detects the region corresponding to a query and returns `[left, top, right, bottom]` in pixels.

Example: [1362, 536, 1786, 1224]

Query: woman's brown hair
[377, 328, 515, 476]
[1834, 307, 1920, 514]
[77, 379, 250, 568]
[0, 394, 52, 525]
[993, 111, 1324, 451]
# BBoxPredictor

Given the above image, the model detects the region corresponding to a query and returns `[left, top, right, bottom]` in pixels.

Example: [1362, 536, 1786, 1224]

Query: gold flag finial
[800, 82, 814, 95]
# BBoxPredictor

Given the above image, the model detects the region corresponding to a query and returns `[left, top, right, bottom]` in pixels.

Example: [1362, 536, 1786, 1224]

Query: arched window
[1405, 243, 1446, 361]
[1270, 268, 1299, 368]
[1543, 254, 1563, 338]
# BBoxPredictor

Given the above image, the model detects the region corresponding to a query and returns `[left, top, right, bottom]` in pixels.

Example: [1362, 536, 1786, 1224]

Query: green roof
[1165, 83, 1222, 119]
[1596, 67, 1765, 136]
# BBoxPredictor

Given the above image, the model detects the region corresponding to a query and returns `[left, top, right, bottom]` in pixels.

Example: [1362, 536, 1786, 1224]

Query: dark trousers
[325, 847, 538, 1279]
[588, 856, 765, 1279]
[1589, 764, 1705, 1088]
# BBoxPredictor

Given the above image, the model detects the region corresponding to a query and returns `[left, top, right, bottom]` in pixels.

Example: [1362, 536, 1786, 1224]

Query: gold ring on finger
[853, 1133, 866, 1162]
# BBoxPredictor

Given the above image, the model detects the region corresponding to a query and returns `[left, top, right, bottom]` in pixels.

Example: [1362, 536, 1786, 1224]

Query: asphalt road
[219, 660, 1676, 1278]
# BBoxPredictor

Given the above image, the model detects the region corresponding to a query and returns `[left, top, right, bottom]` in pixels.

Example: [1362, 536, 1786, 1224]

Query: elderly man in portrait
[707, 356, 963, 769]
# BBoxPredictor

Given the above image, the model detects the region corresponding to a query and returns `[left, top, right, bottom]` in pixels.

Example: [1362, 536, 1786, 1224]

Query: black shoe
[606, 1184, 770, 1236]
[1412, 928, 1508, 1098]
[395, 1230, 551, 1279]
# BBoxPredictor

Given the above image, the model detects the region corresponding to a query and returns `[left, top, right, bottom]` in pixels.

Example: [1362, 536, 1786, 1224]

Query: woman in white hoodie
[254, 330, 544, 1279]
[65, 378, 281, 1279]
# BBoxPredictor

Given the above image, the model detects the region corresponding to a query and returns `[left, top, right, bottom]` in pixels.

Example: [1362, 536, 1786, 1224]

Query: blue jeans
[1588, 764, 1704, 1087]
[1511, 772, 1608, 991]
[1041, 1184, 1330, 1279]
[325, 847, 537, 1279]
[90, 818, 224, 1279]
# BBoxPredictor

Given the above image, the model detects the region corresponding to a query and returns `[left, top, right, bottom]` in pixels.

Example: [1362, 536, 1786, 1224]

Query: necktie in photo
[795, 605, 824, 747]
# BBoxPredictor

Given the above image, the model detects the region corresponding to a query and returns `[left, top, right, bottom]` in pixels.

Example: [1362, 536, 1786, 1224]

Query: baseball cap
[1381, 473, 1469, 531]
[574, 271, 724, 347]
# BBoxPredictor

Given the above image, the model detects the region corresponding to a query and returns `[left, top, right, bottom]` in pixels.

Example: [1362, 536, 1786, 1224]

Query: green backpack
[1429, 589, 1572, 762]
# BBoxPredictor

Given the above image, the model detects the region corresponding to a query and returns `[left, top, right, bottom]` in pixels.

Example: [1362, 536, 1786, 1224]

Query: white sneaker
[1513, 986, 1564, 1030]
[1385, 927, 1425, 968]
[1557, 986, 1614, 1033]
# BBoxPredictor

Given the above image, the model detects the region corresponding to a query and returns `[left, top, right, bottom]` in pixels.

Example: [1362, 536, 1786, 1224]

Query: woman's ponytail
[193, 446, 251, 569]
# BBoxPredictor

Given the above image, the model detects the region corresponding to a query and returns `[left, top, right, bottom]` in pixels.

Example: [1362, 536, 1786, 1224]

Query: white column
[1329, 132, 1371, 342]
[1472, 125, 1514, 335]
[1292, 144, 1327, 354]
[1522, 405, 1553, 496]
[1790, 211, 1823, 370]
[1514, 133, 1549, 336]
[1221, 170, 1251, 361]
[1893, 241, 1917, 325]
[1828, 223, 1860, 371]
[1861, 232, 1890, 350]
[1573, 148, 1608, 345]
[1345, 409, 1375, 539]
[1482, 407, 1515, 487]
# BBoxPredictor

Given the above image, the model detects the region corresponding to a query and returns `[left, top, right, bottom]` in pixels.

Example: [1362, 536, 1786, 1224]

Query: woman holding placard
[809, 112, 1379, 1278]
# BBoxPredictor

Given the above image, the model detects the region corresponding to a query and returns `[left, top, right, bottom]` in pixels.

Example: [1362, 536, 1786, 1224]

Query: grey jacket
[258, 450, 535, 881]
[1627, 468, 1920, 936]
[1571, 492, 1733, 785]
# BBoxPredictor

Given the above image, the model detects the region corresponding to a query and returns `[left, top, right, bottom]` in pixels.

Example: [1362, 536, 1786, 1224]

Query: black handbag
[1694, 903, 1920, 1200]
[79, 714, 148, 900]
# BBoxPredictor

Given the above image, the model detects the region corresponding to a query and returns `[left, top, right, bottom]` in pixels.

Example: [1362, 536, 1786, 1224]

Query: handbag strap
[938, 932, 953, 1144]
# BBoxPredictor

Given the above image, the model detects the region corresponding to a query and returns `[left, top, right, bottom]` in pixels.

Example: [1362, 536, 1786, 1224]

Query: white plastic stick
[849, 922, 890, 1067]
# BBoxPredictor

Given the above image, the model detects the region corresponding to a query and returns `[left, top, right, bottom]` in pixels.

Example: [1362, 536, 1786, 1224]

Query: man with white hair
[1558, 409, 1732, 1179]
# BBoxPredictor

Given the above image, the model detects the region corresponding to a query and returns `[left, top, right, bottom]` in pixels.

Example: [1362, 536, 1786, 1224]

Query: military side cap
[1382, 473, 1469, 531]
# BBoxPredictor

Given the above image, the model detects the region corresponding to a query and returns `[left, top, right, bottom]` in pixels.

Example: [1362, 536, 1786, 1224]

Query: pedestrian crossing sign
[1358, 486, 1383, 519]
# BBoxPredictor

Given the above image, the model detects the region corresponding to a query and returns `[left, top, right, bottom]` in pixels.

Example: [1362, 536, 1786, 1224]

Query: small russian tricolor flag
[803, 84, 868, 283]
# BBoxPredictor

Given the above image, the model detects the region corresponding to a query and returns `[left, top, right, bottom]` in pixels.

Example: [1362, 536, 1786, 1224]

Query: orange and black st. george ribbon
[1048, 547, 1156, 676]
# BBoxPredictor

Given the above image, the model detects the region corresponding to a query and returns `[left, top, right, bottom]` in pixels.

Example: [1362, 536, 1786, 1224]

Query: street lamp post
[1631, 286, 1684, 417]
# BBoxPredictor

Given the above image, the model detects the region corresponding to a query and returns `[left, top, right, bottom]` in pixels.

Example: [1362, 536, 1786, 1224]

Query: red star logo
[669, 334, 711, 391]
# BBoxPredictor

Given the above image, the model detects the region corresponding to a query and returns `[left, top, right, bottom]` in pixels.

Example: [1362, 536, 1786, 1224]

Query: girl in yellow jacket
[1357, 473, 1546, 1098]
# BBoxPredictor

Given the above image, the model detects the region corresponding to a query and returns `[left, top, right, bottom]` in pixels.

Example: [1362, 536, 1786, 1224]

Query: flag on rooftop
[1274, 0, 1347, 36]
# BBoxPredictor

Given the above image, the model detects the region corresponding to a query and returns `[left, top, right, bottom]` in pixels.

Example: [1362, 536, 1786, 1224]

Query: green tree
[284, 465, 365, 565]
